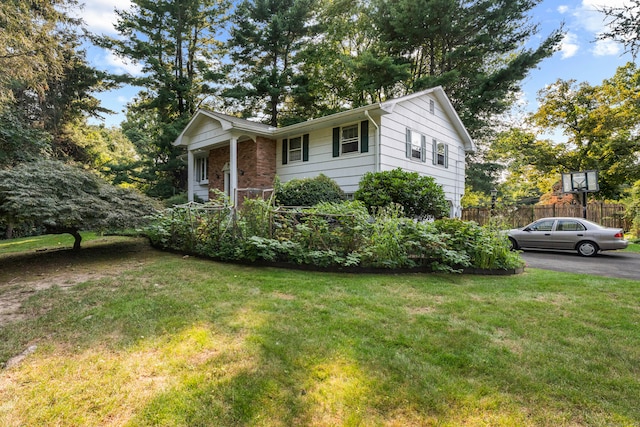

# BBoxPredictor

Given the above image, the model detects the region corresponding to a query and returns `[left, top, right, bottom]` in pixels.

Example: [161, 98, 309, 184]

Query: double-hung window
[341, 124, 359, 154]
[195, 156, 208, 183]
[433, 139, 448, 168]
[282, 134, 309, 164]
[405, 128, 427, 162]
[289, 136, 302, 162]
[332, 121, 369, 157]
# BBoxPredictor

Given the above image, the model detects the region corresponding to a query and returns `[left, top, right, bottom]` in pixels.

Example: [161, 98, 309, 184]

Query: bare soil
[0, 237, 157, 327]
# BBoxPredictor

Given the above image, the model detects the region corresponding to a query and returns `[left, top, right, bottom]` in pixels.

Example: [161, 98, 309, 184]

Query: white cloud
[105, 51, 144, 76]
[558, 5, 570, 14]
[592, 39, 622, 56]
[77, 0, 132, 35]
[560, 32, 580, 59]
[577, 0, 633, 33]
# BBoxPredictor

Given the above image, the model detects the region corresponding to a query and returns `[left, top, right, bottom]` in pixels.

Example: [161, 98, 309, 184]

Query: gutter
[364, 110, 380, 173]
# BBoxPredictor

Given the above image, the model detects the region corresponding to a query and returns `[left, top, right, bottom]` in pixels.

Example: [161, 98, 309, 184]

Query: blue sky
[79, 0, 634, 128]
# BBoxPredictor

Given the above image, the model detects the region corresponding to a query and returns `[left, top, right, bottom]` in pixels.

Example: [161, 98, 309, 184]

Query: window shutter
[360, 120, 369, 153]
[282, 139, 288, 165]
[432, 139, 437, 165]
[421, 135, 427, 163]
[303, 134, 309, 161]
[405, 128, 412, 158]
[332, 127, 340, 157]
[444, 144, 449, 168]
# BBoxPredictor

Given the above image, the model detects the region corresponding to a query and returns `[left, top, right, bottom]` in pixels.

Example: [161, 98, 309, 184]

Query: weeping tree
[0, 160, 158, 248]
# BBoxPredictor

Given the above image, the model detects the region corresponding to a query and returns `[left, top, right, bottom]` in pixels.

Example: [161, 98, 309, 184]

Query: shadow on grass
[1, 239, 639, 426]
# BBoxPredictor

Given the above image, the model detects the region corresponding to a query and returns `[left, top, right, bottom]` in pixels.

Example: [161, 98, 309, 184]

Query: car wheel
[577, 241, 598, 257]
[508, 237, 518, 251]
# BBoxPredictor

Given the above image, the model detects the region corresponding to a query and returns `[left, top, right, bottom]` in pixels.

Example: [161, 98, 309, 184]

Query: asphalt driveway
[520, 249, 640, 280]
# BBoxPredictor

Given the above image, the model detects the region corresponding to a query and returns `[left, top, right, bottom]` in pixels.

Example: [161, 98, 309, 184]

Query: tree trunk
[47, 227, 82, 250]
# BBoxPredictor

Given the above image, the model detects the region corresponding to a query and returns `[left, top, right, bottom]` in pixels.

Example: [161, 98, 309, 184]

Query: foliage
[95, 0, 231, 197]
[275, 174, 345, 207]
[623, 180, 640, 238]
[225, 0, 317, 126]
[354, 168, 449, 220]
[0, 160, 158, 249]
[0, 0, 80, 102]
[146, 199, 523, 271]
[598, 0, 640, 59]
[490, 63, 640, 201]
[0, 107, 51, 167]
[0, 0, 112, 167]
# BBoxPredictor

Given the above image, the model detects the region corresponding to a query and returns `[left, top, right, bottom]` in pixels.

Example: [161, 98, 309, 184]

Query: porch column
[187, 149, 195, 202]
[230, 136, 238, 207]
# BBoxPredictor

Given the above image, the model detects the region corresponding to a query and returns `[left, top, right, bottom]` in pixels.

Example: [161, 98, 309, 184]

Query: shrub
[275, 174, 345, 206]
[146, 200, 525, 272]
[354, 168, 449, 220]
[624, 180, 640, 238]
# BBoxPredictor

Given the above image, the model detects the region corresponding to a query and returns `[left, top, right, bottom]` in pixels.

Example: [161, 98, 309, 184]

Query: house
[173, 86, 476, 217]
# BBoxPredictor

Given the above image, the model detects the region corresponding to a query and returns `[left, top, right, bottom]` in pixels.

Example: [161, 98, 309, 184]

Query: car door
[518, 219, 556, 248]
[551, 219, 586, 249]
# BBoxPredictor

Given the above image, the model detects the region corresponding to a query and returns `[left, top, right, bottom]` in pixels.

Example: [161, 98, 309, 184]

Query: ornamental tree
[0, 160, 158, 248]
[354, 168, 449, 220]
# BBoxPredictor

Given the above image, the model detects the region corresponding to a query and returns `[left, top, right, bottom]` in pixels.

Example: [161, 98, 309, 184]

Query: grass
[625, 242, 640, 253]
[1, 235, 639, 426]
[0, 232, 103, 254]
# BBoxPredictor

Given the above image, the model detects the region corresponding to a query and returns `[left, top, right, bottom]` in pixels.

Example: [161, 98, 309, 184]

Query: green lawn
[1, 235, 639, 426]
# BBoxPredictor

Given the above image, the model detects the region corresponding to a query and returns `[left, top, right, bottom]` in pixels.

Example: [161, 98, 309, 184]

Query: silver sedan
[507, 217, 628, 257]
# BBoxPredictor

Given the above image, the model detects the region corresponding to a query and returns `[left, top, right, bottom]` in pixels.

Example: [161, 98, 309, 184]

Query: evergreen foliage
[95, 0, 231, 197]
[0, 160, 158, 248]
[226, 0, 317, 126]
[275, 174, 345, 206]
[354, 169, 449, 220]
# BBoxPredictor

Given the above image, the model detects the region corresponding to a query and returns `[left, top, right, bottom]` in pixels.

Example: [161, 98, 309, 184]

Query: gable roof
[174, 86, 475, 152]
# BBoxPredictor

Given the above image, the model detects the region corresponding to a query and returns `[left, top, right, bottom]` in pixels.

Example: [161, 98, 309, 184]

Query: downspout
[364, 110, 380, 172]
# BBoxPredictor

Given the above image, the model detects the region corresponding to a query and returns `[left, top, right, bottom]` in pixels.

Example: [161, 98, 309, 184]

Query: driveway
[520, 250, 640, 280]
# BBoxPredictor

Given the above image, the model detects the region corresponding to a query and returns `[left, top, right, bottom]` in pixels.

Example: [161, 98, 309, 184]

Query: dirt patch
[0, 237, 158, 327]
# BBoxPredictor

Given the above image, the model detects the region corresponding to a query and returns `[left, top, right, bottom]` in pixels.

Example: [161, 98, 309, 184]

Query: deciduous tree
[0, 160, 158, 247]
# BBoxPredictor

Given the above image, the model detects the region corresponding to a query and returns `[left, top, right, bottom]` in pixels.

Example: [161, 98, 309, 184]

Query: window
[332, 121, 369, 157]
[405, 128, 426, 162]
[282, 134, 309, 164]
[432, 139, 448, 168]
[195, 156, 208, 183]
[289, 136, 302, 162]
[528, 219, 555, 232]
[341, 124, 359, 154]
[556, 220, 585, 231]
[429, 99, 435, 114]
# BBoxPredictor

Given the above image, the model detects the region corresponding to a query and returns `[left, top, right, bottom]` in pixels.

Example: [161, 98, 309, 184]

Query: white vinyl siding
[377, 95, 464, 211]
[277, 126, 374, 194]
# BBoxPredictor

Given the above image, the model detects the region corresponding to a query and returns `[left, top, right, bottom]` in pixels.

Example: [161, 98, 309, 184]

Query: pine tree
[225, 0, 317, 126]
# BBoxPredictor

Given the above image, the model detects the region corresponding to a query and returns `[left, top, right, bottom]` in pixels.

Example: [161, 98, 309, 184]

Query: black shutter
[360, 120, 369, 153]
[282, 139, 288, 165]
[303, 134, 309, 161]
[332, 127, 340, 157]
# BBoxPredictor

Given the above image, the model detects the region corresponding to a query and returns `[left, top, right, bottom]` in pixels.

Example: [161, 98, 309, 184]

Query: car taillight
[614, 232, 624, 238]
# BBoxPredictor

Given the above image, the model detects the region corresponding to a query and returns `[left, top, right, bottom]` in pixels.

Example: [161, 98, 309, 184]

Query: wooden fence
[462, 203, 629, 230]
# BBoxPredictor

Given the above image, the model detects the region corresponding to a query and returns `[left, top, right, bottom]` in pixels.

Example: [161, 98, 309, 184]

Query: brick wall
[207, 137, 277, 200]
